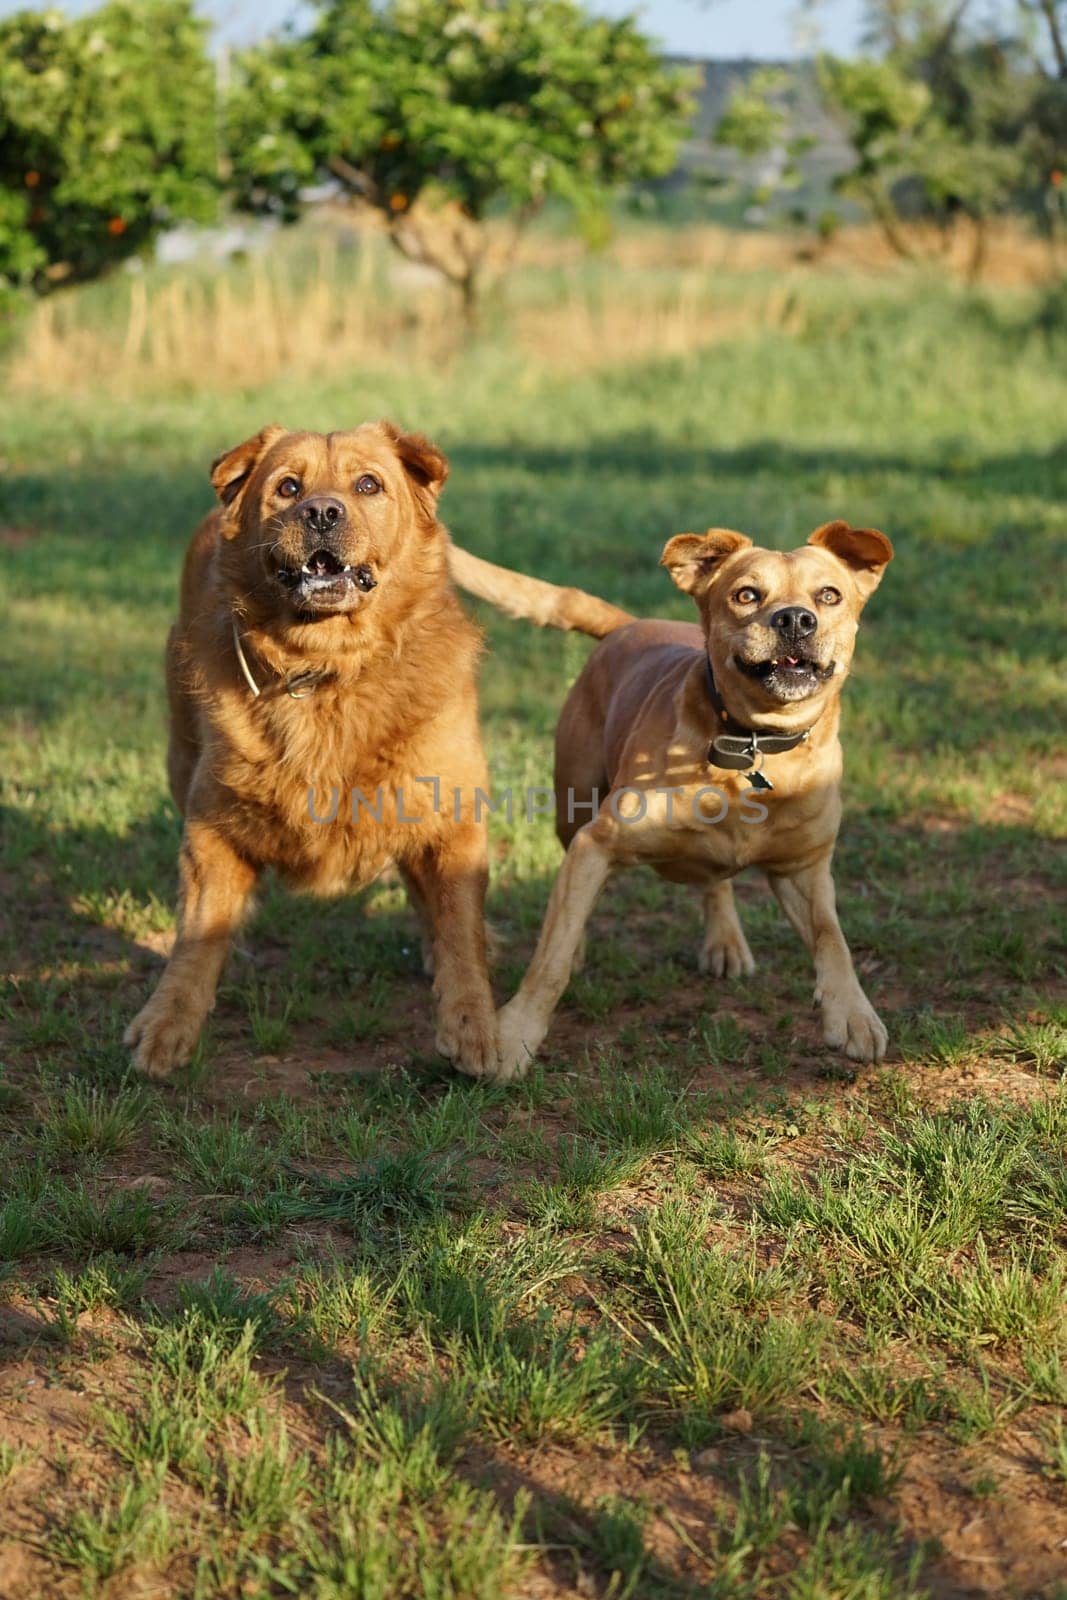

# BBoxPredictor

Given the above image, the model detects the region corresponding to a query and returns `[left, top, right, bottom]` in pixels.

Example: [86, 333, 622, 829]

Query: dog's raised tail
[447, 539, 632, 639]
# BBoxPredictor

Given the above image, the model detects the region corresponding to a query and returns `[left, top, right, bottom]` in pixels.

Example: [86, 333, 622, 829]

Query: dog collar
[703, 657, 811, 790]
[231, 619, 331, 701]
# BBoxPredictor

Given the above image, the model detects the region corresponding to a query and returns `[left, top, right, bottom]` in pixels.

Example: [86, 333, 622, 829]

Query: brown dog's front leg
[496, 825, 614, 1080]
[125, 820, 257, 1078]
[404, 829, 498, 1080]
[767, 858, 887, 1063]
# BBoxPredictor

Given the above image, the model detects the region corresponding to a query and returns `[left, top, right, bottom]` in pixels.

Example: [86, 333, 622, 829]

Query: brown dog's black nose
[298, 497, 346, 536]
[772, 606, 817, 642]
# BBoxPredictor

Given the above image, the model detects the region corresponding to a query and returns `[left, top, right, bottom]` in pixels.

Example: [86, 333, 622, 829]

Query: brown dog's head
[210, 420, 448, 620]
[661, 521, 893, 723]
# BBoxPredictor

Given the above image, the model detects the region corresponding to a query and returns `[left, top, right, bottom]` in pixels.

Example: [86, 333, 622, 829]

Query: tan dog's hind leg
[496, 826, 614, 1080]
[126, 821, 257, 1078]
[767, 860, 887, 1063]
[698, 880, 756, 978]
[405, 830, 498, 1080]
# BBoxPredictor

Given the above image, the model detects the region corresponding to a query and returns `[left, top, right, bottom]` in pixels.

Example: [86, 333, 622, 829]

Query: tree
[226, 0, 696, 319]
[0, 1, 218, 292]
[841, 2, 1065, 270]
[715, 0, 1067, 277]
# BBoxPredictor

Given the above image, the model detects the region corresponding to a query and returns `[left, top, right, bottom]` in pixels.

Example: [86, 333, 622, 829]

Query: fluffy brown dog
[126, 420, 602, 1081]
[484, 521, 894, 1079]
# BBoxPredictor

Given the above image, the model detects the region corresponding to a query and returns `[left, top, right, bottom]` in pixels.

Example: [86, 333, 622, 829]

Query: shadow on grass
[1, 784, 1064, 1097]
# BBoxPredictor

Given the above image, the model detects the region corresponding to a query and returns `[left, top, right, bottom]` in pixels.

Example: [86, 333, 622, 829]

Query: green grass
[1, 226, 1066, 1598]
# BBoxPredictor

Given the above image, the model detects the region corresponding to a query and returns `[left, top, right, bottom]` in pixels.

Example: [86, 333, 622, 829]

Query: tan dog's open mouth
[733, 650, 836, 701]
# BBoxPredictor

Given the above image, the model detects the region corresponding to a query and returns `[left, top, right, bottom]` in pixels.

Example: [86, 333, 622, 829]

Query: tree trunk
[459, 267, 481, 330]
[966, 214, 988, 284]
[869, 184, 915, 259]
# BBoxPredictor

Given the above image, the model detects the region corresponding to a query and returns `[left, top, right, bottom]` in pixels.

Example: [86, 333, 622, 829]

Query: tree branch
[1037, 0, 1067, 78]
[327, 154, 380, 203]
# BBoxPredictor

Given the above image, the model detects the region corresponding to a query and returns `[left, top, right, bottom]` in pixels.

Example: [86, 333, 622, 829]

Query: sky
[0, 0, 866, 56]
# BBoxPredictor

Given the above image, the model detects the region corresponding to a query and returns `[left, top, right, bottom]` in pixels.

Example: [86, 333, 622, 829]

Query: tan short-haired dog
[486, 520, 894, 1080]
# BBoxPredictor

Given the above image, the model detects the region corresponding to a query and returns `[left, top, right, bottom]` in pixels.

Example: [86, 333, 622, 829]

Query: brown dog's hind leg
[125, 820, 257, 1078]
[698, 880, 756, 978]
[404, 829, 498, 1080]
[766, 859, 887, 1064]
[496, 824, 615, 1080]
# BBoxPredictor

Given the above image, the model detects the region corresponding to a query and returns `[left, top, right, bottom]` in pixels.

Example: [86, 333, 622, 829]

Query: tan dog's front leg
[404, 830, 498, 1080]
[698, 879, 756, 978]
[767, 859, 887, 1063]
[125, 820, 257, 1078]
[496, 826, 614, 1080]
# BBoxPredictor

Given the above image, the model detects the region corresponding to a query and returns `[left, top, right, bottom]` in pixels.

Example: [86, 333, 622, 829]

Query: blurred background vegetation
[1, 0, 1065, 338]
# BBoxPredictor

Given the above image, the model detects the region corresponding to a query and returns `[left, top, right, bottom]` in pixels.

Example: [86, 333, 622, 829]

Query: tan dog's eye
[816, 586, 842, 605]
[277, 476, 301, 499]
[734, 586, 760, 605]
[355, 474, 381, 495]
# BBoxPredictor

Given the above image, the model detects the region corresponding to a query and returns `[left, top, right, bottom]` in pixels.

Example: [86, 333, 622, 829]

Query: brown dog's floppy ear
[660, 528, 752, 595]
[378, 420, 449, 511]
[807, 521, 894, 601]
[210, 424, 287, 512]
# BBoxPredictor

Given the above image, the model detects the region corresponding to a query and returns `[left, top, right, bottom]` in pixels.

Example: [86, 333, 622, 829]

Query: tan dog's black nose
[299, 497, 346, 536]
[772, 606, 817, 643]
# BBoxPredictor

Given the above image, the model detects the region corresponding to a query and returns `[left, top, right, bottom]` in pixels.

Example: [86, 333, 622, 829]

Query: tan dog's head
[210, 420, 448, 620]
[661, 521, 893, 725]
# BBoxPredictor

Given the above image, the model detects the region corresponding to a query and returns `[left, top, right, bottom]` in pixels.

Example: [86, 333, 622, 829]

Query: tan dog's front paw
[699, 929, 756, 979]
[820, 991, 887, 1064]
[435, 999, 500, 1081]
[125, 996, 203, 1079]
[492, 998, 546, 1083]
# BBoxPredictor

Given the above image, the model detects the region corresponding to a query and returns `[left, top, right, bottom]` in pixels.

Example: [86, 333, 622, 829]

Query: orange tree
[0, 0, 217, 292]
[226, 0, 695, 318]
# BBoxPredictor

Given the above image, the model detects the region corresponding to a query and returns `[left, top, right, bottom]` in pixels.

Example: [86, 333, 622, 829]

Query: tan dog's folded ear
[378, 421, 449, 515]
[660, 529, 752, 595]
[807, 521, 894, 601]
[210, 425, 287, 521]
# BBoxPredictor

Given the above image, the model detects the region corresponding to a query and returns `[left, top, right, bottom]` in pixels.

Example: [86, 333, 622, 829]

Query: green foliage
[715, 67, 793, 159]
[227, 0, 695, 303]
[0, 0, 217, 290]
[715, 3, 1067, 271]
[825, 3, 1066, 255]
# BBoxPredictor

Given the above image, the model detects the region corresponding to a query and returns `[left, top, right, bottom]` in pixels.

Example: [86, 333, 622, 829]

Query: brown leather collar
[703, 657, 814, 787]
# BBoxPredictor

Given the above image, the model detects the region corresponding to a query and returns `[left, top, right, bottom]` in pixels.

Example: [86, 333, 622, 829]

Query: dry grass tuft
[6, 214, 1058, 397]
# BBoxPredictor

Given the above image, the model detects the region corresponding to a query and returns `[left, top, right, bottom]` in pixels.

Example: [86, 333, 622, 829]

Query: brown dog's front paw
[125, 997, 202, 1079]
[698, 930, 756, 979]
[435, 998, 500, 1081]
[820, 992, 887, 1064]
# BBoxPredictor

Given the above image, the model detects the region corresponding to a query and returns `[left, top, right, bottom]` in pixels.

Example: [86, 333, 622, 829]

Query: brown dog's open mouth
[276, 549, 377, 612]
[733, 653, 835, 698]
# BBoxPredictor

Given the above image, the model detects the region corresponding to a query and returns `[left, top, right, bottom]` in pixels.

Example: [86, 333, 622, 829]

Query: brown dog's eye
[277, 476, 301, 499]
[734, 587, 760, 605]
[816, 586, 842, 605]
[355, 474, 381, 495]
